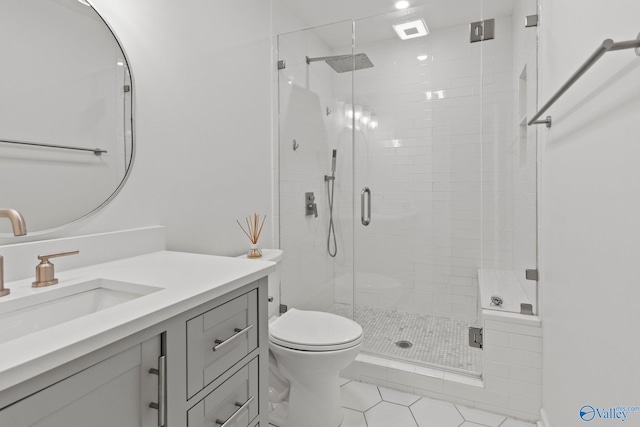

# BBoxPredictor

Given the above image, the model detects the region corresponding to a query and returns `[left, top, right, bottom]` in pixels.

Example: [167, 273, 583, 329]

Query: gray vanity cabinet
[0, 335, 163, 427]
[181, 285, 265, 427]
[0, 277, 268, 427]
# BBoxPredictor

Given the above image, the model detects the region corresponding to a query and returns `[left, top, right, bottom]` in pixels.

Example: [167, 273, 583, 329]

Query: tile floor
[329, 304, 482, 374]
[270, 379, 537, 427]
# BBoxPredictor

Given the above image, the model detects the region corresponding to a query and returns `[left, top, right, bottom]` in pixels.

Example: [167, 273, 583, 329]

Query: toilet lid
[269, 309, 363, 351]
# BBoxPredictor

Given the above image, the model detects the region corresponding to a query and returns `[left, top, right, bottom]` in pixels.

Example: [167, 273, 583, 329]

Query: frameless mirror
[0, 0, 134, 236]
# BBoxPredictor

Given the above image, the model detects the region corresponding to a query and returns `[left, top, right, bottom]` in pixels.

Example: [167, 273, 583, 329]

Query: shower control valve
[305, 192, 318, 218]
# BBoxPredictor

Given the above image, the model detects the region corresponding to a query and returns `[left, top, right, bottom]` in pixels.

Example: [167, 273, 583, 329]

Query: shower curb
[341, 310, 542, 423]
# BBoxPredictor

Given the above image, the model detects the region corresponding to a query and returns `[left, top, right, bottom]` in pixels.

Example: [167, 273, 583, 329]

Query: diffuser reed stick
[237, 213, 266, 258]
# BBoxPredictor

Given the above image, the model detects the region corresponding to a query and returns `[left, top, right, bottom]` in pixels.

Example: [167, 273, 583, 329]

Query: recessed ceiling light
[417, 54, 428, 61]
[393, 19, 429, 40]
[395, 1, 410, 10]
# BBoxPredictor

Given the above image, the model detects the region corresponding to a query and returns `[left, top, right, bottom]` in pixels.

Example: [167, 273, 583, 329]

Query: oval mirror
[0, 0, 134, 236]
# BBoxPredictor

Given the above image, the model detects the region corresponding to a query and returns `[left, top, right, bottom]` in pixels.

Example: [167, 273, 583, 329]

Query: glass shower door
[351, 3, 484, 373]
[480, 0, 539, 316]
[276, 21, 355, 317]
[276, 0, 539, 377]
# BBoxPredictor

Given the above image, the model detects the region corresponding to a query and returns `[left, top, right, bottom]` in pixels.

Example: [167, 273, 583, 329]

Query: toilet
[239, 249, 363, 427]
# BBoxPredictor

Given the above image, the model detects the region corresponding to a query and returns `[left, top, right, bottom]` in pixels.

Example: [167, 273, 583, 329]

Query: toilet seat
[269, 309, 363, 351]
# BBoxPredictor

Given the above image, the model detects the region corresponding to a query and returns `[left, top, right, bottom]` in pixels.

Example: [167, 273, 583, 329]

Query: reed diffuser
[237, 213, 266, 258]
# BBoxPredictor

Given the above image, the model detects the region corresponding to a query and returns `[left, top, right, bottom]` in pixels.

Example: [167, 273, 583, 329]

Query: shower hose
[327, 177, 337, 257]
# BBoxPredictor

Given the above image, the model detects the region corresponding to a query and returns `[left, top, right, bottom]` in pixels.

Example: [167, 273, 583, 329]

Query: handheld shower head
[331, 149, 337, 174]
[325, 149, 337, 182]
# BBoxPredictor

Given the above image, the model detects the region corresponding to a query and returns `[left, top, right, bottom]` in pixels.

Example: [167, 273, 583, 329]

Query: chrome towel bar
[0, 138, 107, 155]
[529, 34, 640, 128]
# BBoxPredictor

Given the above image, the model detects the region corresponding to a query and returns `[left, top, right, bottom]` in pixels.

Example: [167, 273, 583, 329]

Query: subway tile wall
[277, 8, 538, 323]
[349, 22, 485, 322]
[331, 16, 517, 322]
[482, 311, 542, 419]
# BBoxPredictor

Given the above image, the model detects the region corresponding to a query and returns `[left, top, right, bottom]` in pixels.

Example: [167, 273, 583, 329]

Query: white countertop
[0, 250, 275, 392]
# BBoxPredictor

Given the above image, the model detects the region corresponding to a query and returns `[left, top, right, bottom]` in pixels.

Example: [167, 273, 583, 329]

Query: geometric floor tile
[341, 408, 367, 427]
[456, 405, 506, 426]
[340, 379, 536, 427]
[340, 380, 382, 412]
[365, 402, 418, 427]
[275, 378, 538, 427]
[339, 377, 352, 387]
[410, 397, 465, 427]
[500, 419, 537, 427]
[379, 386, 422, 406]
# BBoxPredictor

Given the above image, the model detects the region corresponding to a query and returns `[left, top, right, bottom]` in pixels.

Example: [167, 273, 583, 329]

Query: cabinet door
[0, 335, 162, 427]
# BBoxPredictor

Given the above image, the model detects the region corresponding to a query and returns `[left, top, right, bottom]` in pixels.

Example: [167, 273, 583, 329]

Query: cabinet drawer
[188, 357, 259, 427]
[187, 289, 258, 398]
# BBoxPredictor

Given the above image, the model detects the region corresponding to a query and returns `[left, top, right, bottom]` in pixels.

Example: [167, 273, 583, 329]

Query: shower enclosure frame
[275, 0, 539, 377]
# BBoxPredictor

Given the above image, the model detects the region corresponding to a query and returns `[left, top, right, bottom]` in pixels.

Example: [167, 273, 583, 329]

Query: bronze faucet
[0, 209, 26, 236]
[0, 209, 27, 297]
[32, 251, 80, 287]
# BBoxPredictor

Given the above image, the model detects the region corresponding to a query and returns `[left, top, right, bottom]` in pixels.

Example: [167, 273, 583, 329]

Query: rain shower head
[306, 53, 374, 73]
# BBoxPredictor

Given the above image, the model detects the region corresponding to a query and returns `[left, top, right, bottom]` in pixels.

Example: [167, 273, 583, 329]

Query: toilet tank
[237, 249, 282, 318]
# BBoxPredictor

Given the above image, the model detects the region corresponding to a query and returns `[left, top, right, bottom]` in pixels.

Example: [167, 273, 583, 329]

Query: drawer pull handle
[212, 324, 254, 352]
[215, 396, 254, 426]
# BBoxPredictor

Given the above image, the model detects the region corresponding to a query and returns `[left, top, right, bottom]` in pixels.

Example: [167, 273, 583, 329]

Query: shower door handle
[361, 187, 371, 226]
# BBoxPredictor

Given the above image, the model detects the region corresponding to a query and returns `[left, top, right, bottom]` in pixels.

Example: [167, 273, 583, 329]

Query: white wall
[1, 0, 274, 257]
[539, 0, 640, 425]
[329, 14, 520, 322]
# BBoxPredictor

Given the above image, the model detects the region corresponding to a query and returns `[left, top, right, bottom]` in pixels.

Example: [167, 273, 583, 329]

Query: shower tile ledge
[483, 310, 541, 327]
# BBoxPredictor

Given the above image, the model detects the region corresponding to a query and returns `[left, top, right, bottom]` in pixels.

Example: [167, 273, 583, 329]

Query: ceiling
[276, 0, 515, 47]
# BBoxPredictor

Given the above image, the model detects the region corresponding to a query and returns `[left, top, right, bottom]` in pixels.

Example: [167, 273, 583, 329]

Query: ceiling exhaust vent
[393, 19, 429, 40]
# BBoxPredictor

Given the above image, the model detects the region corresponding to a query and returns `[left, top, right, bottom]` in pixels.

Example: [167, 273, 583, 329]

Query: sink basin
[0, 278, 161, 344]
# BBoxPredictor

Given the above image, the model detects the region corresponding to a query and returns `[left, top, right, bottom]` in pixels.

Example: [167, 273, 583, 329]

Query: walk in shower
[277, 0, 538, 376]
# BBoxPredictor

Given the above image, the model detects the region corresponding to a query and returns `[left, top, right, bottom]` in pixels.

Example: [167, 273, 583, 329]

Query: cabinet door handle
[148, 355, 166, 427]
[212, 324, 254, 352]
[215, 396, 254, 426]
